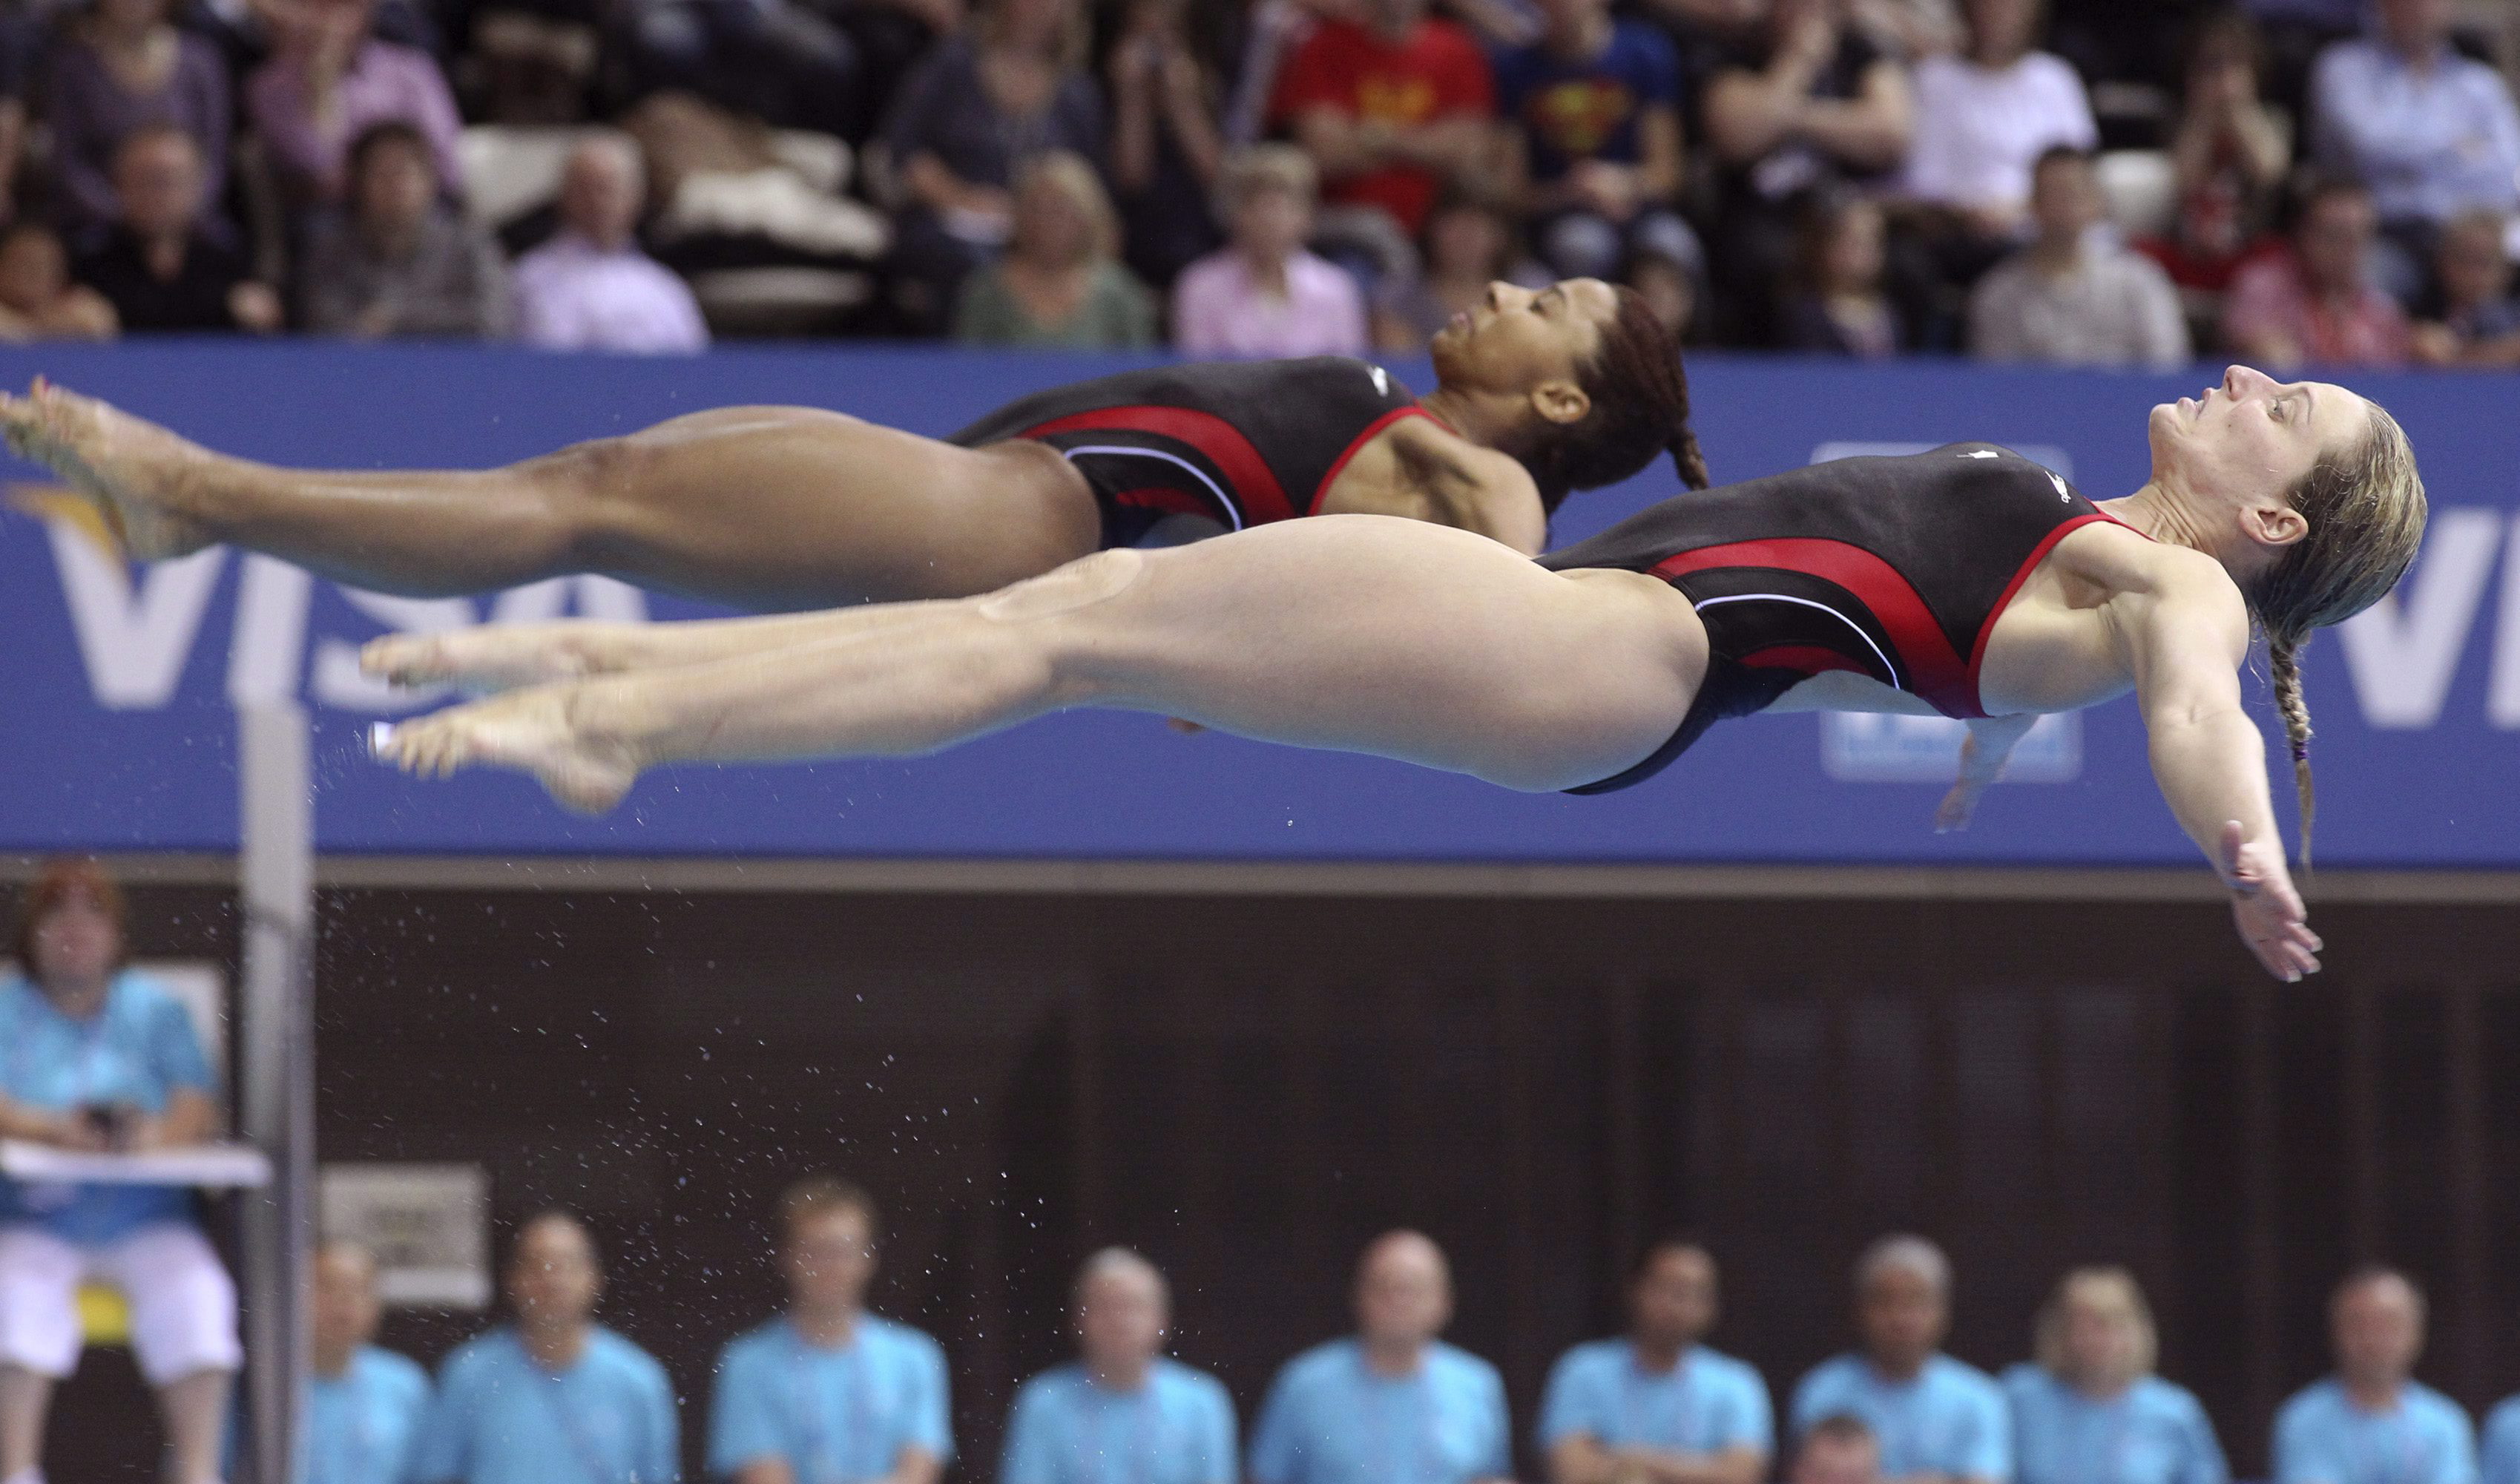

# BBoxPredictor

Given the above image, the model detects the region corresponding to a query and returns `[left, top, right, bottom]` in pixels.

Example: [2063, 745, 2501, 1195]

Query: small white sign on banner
[319, 1163, 492, 1308]
[1820, 711, 2084, 784]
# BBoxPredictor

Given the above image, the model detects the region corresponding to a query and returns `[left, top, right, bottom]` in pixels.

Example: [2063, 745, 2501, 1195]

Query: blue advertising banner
[0, 343, 2512, 865]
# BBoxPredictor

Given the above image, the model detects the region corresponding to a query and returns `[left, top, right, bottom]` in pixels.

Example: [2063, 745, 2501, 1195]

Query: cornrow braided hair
[1519, 286, 1708, 513]
[2248, 401, 2426, 868]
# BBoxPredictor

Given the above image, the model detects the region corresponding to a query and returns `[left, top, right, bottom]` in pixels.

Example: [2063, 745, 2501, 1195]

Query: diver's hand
[1935, 714, 2034, 833]
[2220, 820, 2320, 981]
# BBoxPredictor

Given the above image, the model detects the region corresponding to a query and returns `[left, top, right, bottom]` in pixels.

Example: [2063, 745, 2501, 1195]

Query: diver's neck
[2101, 483, 2217, 556]
[1418, 386, 1515, 451]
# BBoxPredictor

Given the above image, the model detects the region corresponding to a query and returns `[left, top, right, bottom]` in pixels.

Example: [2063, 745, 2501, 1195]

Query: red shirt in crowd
[1268, 16, 1494, 234]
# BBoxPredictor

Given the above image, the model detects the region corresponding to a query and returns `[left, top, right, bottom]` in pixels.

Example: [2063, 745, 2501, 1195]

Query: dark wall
[35, 881, 2520, 1481]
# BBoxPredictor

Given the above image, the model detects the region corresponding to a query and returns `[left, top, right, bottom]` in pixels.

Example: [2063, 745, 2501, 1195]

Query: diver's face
[1429, 278, 1614, 399]
[2148, 365, 2366, 512]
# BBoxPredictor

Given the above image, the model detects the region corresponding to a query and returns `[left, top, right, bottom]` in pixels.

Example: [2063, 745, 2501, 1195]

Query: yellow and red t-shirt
[1269, 16, 1496, 234]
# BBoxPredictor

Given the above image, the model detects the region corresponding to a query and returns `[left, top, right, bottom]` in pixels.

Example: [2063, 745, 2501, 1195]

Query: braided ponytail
[2266, 631, 2316, 868]
[1516, 285, 1707, 510]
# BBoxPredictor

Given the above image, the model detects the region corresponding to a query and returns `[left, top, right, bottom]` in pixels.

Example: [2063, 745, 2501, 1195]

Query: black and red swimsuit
[1539, 442, 2131, 793]
[950, 357, 1435, 547]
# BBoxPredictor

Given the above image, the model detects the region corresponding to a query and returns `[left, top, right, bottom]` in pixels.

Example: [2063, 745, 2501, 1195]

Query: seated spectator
[300, 121, 510, 338]
[1001, 1249, 1237, 1484]
[1373, 190, 1543, 350]
[1628, 240, 1705, 338]
[2411, 209, 2520, 365]
[1108, 0, 1226, 289]
[0, 858, 240, 1484]
[1790, 1235, 2008, 1484]
[957, 151, 1157, 347]
[1850, 0, 1961, 60]
[308, 1239, 432, 1484]
[2221, 177, 2411, 367]
[2272, 1269, 2473, 1484]
[2309, 0, 2520, 303]
[1697, 0, 1915, 344]
[2141, 9, 2290, 308]
[1249, 1230, 1510, 1484]
[1969, 146, 2190, 367]
[0, 223, 118, 340]
[2005, 1269, 2227, 1484]
[511, 134, 708, 352]
[616, 0, 864, 139]
[417, 1210, 679, 1484]
[1493, 0, 1695, 283]
[2484, 1363, 2520, 1484]
[1177, 143, 1367, 356]
[877, 0, 1104, 329]
[42, 0, 231, 237]
[710, 1178, 948, 1484]
[1265, 0, 1497, 249]
[1779, 188, 1904, 355]
[1539, 1239, 1771, 1484]
[246, 0, 464, 211]
[73, 125, 282, 332]
[1895, 0, 2099, 284]
[1795, 1416, 1887, 1484]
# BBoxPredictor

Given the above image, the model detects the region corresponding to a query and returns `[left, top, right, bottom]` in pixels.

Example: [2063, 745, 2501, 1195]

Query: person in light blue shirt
[1791, 1235, 2010, 1484]
[2309, 0, 2520, 230]
[1249, 1230, 1511, 1484]
[0, 859, 240, 1484]
[2475, 1393, 2520, 1484]
[2274, 1268, 2474, 1484]
[309, 1240, 432, 1484]
[1000, 1249, 1236, 1484]
[416, 1210, 680, 1484]
[1539, 1239, 1771, 1484]
[708, 1177, 950, 1484]
[2004, 1268, 2225, 1484]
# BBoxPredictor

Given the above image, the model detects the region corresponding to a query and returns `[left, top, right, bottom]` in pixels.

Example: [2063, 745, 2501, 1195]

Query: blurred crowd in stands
[0, 0, 2499, 365]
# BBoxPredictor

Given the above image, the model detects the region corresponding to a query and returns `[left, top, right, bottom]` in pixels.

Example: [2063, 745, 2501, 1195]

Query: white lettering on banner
[2336, 508, 2504, 728]
[227, 556, 311, 706]
[47, 524, 226, 709]
[1821, 712, 2081, 782]
[2492, 515, 2520, 729]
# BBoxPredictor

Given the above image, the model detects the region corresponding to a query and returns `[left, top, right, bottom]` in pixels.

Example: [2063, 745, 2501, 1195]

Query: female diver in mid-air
[358, 366, 2424, 984]
[0, 280, 1701, 607]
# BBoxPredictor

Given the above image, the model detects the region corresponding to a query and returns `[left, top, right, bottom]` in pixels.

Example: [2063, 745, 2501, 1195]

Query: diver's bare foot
[362, 623, 613, 693]
[371, 684, 642, 814]
[0, 379, 217, 560]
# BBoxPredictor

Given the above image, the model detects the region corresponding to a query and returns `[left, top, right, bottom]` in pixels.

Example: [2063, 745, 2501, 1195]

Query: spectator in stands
[1779, 187, 1904, 355]
[956, 150, 1157, 347]
[1493, 0, 1696, 283]
[2483, 1371, 2520, 1484]
[1372, 189, 1542, 349]
[1249, 1230, 1511, 1484]
[877, 0, 1105, 329]
[1001, 1248, 1237, 1484]
[1697, 0, 1915, 344]
[1849, 0, 1961, 60]
[73, 125, 282, 332]
[510, 134, 708, 352]
[2272, 1268, 2473, 1484]
[708, 1178, 950, 1484]
[1176, 143, 1367, 356]
[2004, 1269, 2227, 1484]
[300, 121, 510, 338]
[1895, 0, 2099, 287]
[418, 1209, 679, 1484]
[2411, 209, 2520, 365]
[1796, 1416, 1888, 1484]
[1539, 1239, 1773, 1484]
[1108, 0, 1226, 289]
[308, 1239, 432, 1484]
[1969, 146, 2191, 367]
[42, 0, 231, 237]
[0, 858, 239, 1484]
[1628, 240, 1704, 338]
[0, 223, 118, 340]
[1265, 0, 1497, 252]
[2309, 0, 2520, 303]
[2140, 10, 2291, 308]
[617, 0, 864, 139]
[2221, 177, 2412, 367]
[1792, 1235, 2009, 1484]
[246, 0, 464, 209]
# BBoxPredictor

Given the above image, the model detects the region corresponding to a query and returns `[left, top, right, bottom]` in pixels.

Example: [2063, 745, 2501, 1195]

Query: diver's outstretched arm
[373, 516, 1708, 812]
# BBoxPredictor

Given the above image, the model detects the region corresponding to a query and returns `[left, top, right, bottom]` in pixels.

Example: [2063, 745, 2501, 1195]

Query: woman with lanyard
[415, 1210, 679, 1484]
[2004, 1270, 2225, 1484]
[0, 858, 238, 1484]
